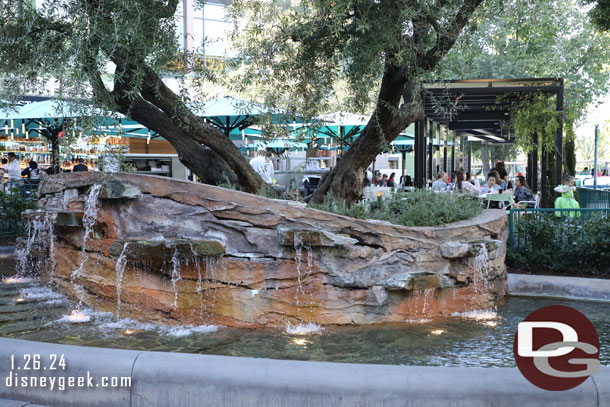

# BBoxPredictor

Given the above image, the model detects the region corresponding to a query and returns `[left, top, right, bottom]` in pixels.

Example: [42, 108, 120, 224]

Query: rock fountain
[17, 172, 509, 327]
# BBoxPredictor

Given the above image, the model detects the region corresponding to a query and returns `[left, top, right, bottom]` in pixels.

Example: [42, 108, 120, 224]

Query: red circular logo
[513, 305, 600, 391]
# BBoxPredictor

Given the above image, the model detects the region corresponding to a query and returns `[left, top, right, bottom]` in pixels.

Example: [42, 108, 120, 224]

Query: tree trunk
[114, 93, 239, 186]
[565, 120, 576, 176]
[137, 70, 268, 194]
[480, 143, 490, 175]
[310, 68, 423, 204]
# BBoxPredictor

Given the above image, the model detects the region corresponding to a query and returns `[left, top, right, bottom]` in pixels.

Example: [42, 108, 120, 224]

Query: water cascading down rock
[21, 173, 509, 327]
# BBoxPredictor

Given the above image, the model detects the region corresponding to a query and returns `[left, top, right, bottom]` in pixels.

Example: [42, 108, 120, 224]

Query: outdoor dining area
[1, 79, 569, 213]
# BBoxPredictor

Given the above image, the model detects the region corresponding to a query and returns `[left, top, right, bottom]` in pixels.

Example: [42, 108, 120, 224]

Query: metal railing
[577, 187, 610, 209]
[508, 208, 610, 248]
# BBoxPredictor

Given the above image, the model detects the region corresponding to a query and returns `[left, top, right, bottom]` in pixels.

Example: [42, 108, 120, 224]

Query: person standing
[554, 175, 580, 217]
[73, 158, 89, 172]
[6, 152, 22, 186]
[388, 172, 396, 187]
[249, 147, 274, 184]
[362, 169, 372, 187]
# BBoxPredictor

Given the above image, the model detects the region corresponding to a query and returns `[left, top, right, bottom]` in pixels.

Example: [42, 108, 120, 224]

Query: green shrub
[507, 212, 610, 276]
[309, 192, 368, 219]
[0, 188, 38, 236]
[256, 186, 278, 199]
[309, 190, 483, 227]
[370, 190, 483, 227]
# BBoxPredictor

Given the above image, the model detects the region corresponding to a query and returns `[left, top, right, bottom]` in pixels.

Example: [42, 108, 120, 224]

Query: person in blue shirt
[482, 171, 502, 193]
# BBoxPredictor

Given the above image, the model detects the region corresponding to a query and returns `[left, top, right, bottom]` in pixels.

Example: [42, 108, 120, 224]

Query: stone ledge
[0, 338, 604, 407]
[507, 273, 610, 303]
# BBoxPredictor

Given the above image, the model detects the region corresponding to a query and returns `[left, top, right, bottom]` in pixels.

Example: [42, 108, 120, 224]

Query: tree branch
[418, 0, 484, 72]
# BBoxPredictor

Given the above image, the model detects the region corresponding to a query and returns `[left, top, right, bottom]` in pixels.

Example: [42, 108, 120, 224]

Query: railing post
[509, 209, 514, 247]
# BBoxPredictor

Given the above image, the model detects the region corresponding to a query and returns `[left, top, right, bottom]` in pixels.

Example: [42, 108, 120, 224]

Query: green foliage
[583, 0, 610, 31]
[435, 0, 610, 132]
[309, 192, 368, 220]
[218, 182, 238, 191]
[255, 185, 279, 199]
[309, 190, 483, 227]
[507, 212, 610, 276]
[370, 190, 483, 227]
[0, 188, 37, 236]
[229, 0, 485, 120]
[510, 93, 559, 153]
[0, 0, 180, 106]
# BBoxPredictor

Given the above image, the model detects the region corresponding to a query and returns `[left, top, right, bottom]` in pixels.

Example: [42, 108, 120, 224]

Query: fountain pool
[1, 277, 608, 367]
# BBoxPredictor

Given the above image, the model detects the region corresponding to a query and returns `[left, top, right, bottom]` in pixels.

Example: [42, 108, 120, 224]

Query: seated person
[432, 171, 448, 191]
[482, 171, 504, 208]
[453, 170, 480, 194]
[480, 171, 502, 194]
[72, 158, 89, 172]
[513, 175, 535, 208]
[21, 160, 40, 179]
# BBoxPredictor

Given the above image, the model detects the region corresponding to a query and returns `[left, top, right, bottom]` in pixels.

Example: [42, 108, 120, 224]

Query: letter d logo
[518, 322, 577, 357]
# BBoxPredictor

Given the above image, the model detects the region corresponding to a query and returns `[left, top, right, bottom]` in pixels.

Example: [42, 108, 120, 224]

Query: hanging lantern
[147, 130, 151, 145]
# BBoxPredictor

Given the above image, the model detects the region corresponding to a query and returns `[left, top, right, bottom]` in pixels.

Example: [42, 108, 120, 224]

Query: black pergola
[413, 78, 564, 207]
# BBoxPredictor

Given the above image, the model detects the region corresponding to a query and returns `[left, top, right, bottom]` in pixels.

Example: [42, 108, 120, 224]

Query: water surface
[2, 278, 608, 367]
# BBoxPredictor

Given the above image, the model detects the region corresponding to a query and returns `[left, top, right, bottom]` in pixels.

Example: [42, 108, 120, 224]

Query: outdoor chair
[518, 192, 540, 209]
[486, 192, 514, 210]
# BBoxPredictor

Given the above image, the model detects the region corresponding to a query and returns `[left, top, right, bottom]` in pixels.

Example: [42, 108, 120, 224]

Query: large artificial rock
[99, 181, 142, 200]
[383, 272, 455, 291]
[278, 228, 358, 247]
[109, 239, 226, 261]
[23, 173, 509, 327]
[440, 242, 471, 259]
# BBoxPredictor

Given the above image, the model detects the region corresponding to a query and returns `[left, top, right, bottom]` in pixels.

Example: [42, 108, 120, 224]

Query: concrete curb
[0, 338, 606, 407]
[507, 273, 610, 302]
